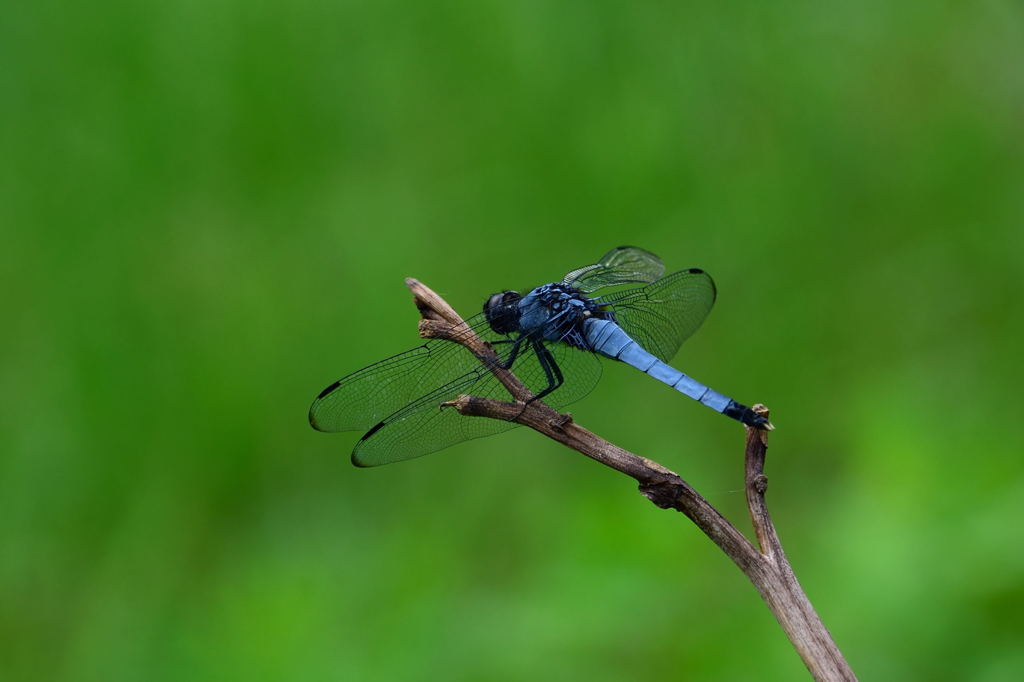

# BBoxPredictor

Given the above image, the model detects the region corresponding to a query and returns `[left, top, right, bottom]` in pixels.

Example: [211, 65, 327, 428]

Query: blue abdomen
[583, 318, 732, 412]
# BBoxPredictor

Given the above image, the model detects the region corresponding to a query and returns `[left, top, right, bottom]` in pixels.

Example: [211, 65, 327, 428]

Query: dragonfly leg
[497, 334, 527, 370]
[529, 340, 564, 402]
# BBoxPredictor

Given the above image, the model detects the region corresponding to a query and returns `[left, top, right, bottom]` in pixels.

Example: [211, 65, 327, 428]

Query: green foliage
[2, 1, 1022, 679]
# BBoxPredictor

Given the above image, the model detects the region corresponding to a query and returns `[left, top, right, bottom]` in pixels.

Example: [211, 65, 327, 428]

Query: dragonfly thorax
[514, 282, 608, 347]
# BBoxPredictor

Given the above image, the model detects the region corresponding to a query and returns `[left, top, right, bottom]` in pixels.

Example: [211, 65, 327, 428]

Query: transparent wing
[595, 268, 717, 363]
[309, 313, 506, 433]
[351, 341, 602, 467]
[562, 246, 665, 293]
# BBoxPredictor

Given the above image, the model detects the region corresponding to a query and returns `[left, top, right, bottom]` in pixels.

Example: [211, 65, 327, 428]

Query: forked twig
[406, 277, 856, 681]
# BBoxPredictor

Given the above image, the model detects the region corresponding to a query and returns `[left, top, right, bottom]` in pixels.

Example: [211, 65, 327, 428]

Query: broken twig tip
[751, 404, 773, 431]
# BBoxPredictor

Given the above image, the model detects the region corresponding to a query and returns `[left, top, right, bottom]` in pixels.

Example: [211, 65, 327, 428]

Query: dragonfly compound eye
[484, 290, 523, 334]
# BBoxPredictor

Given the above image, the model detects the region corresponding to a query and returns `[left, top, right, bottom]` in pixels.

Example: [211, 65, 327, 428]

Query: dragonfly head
[484, 290, 523, 334]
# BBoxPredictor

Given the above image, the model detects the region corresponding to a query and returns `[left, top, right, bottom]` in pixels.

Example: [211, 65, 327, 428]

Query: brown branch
[407, 278, 532, 402]
[405, 278, 856, 681]
[742, 408, 854, 679]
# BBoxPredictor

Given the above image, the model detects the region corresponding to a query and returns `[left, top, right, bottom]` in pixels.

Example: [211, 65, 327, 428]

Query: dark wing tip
[687, 267, 717, 304]
[360, 420, 386, 441]
[309, 380, 343, 431]
[351, 422, 385, 467]
[316, 380, 341, 400]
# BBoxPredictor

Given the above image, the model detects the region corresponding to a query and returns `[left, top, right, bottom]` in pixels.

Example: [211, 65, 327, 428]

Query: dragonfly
[310, 246, 770, 467]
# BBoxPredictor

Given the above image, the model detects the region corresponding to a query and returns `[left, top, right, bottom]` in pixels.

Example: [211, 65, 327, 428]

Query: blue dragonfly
[310, 246, 770, 466]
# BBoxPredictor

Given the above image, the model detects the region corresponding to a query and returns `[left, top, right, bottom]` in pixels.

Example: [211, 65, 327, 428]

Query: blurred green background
[3, 1, 1023, 680]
